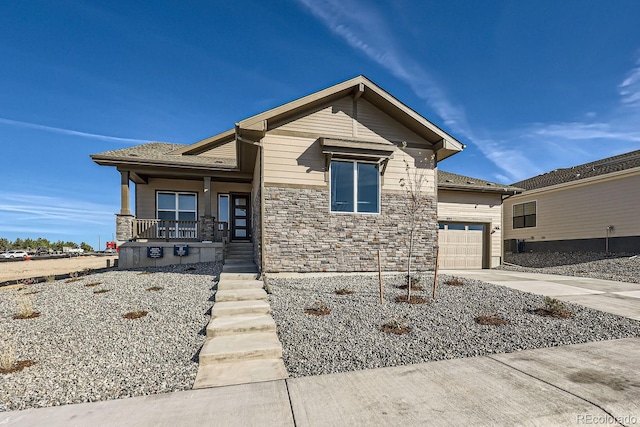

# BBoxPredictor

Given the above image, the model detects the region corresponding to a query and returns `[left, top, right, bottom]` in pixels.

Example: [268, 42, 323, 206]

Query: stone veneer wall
[116, 214, 134, 241]
[263, 186, 437, 272]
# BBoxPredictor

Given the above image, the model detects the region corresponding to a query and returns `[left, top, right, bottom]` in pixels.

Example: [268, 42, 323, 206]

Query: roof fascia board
[90, 156, 237, 172]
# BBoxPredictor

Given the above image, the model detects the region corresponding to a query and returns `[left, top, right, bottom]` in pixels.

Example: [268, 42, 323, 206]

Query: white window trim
[329, 160, 381, 214]
[156, 191, 198, 221]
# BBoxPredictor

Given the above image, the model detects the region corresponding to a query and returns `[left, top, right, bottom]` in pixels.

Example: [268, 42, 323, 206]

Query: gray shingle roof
[512, 149, 640, 190]
[91, 142, 237, 168]
[437, 170, 522, 194]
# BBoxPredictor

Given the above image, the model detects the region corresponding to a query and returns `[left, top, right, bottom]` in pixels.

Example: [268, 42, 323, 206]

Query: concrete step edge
[193, 358, 288, 389]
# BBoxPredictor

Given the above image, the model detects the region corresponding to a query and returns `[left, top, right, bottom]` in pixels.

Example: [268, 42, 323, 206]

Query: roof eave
[90, 155, 237, 171]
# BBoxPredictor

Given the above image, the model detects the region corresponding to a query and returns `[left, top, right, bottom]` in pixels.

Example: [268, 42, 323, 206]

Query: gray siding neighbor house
[92, 76, 517, 272]
[503, 150, 640, 254]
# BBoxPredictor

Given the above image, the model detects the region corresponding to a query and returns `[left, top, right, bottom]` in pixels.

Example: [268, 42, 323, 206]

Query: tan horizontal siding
[199, 140, 236, 159]
[503, 173, 640, 241]
[262, 134, 326, 186]
[136, 178, 252, 220]
[278, 97, 354, 137]
[383, 147, 435, 192]
[137, 179, 205, 219]
[356, 99, 426, 143]
[438, 190, 503, 267]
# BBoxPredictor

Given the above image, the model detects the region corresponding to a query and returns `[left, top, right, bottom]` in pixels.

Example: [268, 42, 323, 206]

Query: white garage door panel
[438, 224, 484, 269]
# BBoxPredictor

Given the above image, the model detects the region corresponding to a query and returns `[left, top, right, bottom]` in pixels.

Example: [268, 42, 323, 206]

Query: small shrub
[146, 286, 163, 291]
[475, 315, 509, 326]
[534, 297, 572, 319]
[445, 279, 464, 287]
[122, 310, 148, 319]
[85, 282, 101, 287]
[14, 294, 39, 319]
[45, 275, 55, 283]
[69, 271, 79, 279]
[304, 301, 330, 316]
[93, 289, 111, 294]
[395, 295, 428, 304]
[334, 288, 353, 295]
[0, 341, 16, 371]
[381, 319, 412, 335]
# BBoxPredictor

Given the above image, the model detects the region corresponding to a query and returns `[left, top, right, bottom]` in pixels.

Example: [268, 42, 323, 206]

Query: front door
[231, 194, 251, 241]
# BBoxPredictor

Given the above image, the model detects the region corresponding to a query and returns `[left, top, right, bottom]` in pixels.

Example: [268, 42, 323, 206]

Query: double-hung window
[330, 160, 380, 213]
[157, 192, 197, 238]
[513, 201, 536, 229]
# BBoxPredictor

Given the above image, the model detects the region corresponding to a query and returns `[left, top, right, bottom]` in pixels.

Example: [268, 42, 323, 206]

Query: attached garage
[438, 223, 486, 269]
[437, 171, 522, 269]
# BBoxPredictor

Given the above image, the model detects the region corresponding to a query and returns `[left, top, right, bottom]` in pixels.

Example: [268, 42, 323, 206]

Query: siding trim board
[510, 236, 640, 254]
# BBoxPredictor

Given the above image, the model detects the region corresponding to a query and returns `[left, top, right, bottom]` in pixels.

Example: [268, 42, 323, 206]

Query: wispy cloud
[619, 56, 640, 107]
[0, 192, 115, 229]
[295, 0, 544, 181]
[296, 0, 640, 183]
[0, 117, 152, 144]
[532, 122, 640, 142]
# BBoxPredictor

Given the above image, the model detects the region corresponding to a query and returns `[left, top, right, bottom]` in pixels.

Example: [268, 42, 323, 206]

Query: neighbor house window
[513, 201, 536, 229]
[330, 160, 380, 213]
[157, 192, 197, 237]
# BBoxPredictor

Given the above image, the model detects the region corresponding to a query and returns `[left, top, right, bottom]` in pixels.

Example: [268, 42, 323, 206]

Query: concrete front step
[211, 300, 270, 318]
[217, 279, 264, 290]
[198, 332, 283, 364]
[220, 272, 259, 281]
[193, 358, 288, 389]
[206, 314, 276, 337]
[216, 288, 267, 302]
[223, 261, 257, 268]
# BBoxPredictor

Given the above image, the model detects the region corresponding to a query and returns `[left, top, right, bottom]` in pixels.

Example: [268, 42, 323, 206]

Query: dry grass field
[0, 256, 118, 284]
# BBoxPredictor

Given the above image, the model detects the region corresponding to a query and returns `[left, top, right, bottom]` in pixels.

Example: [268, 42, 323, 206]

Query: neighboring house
[437, 171, 521, 269]
[92, 75, 515, 272]
[503, 150, 640, 253]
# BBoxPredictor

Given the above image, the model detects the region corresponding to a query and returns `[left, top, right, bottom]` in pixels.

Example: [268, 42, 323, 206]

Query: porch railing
[133, 219, 228, 242]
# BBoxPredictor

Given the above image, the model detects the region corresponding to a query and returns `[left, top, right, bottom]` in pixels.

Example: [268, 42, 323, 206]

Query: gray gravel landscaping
[267, 273, 640, 378]
[501, 252, 640, 283]
[0, 262, 219, 412]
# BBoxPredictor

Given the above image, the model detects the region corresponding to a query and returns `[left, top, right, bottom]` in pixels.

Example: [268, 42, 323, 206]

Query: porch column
[201, 177, 214, 242]
[203, 177, 212, 217]
[116, 170, 134, 242]
[120, 170, 131, 215]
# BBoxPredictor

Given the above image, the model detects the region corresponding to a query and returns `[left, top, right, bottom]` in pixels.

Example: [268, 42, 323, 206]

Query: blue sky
[1, 1, 639, 248]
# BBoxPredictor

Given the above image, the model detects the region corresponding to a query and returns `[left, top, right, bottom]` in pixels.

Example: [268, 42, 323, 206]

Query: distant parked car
[1, 250, 28, 259]
[104, 248, 117, 254]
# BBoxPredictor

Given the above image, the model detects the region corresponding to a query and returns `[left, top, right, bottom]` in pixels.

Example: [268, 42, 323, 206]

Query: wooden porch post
[120, 170, 131, 215]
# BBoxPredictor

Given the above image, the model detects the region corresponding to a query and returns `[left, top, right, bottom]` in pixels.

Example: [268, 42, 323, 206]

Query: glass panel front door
[231, 195, 250, 241]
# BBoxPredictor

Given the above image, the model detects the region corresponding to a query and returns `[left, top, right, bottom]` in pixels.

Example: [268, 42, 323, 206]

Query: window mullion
[353, 161, 358, 213]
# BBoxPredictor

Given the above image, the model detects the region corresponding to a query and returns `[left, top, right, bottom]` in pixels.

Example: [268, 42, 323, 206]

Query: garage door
[438, 223, 485, 269]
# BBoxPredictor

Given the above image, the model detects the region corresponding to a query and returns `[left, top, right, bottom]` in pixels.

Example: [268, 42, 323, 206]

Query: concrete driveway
[444, 269, 640, 321]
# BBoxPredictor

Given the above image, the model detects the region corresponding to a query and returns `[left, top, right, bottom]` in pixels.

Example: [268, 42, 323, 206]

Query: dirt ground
[0, 256, 118, 284]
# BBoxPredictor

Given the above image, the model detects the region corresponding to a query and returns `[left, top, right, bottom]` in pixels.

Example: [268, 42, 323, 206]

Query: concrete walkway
[4, 338, 640, 426]
[193, 242, 288, 388]
[444, 269, 640, 321]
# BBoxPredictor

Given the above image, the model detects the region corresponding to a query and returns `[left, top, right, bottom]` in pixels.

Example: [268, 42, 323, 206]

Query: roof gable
[179, 75, 464, 161]
[513, 149, 640, 190]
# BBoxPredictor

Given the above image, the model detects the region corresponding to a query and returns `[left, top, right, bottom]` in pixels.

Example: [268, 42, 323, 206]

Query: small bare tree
[399, 142, 432, 302]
